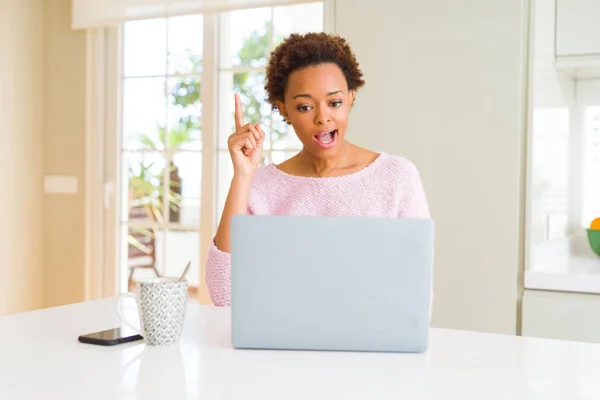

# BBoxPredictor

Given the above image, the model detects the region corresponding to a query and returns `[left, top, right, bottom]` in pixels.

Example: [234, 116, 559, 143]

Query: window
[120, 15, 205, 293]
[524, 2, 600, 291]
[529, 108, 570, 245]
[117, 2, 324, 293]
[582, 106, 600, 227]
[216, 3, 324, 222]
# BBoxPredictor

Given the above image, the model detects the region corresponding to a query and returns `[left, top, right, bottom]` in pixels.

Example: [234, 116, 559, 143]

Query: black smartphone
[78, 327, 143, 346]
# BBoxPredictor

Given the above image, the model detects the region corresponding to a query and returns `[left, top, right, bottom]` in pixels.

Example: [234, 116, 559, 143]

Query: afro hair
[265, 32, 365, 113]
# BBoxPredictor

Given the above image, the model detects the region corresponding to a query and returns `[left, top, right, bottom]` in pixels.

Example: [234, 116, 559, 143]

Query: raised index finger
[234, 93, 244, 131]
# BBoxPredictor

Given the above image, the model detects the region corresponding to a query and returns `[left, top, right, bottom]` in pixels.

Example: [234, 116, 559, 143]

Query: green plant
[127, 158, 181, 254]
[170, 21, 283, 142]
[137, 123, 193, 151]
[128, 226, 154, 253]
[127, 21, 278, 254]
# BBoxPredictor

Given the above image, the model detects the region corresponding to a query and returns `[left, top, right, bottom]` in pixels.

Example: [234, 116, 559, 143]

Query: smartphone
[78, 327, 143, 346]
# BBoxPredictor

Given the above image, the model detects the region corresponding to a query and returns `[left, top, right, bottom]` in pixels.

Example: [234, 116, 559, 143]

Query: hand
[227, 93, 265, 177]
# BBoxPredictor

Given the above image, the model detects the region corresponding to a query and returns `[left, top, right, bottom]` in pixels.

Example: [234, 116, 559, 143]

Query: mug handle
[117, 292, 142, 335]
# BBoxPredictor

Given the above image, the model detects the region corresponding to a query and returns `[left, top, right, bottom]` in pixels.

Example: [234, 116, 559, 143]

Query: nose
[314, 106, 331, 126]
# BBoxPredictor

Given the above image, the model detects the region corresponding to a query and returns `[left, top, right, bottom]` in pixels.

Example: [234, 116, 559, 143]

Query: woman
[206, 32, 430, 306]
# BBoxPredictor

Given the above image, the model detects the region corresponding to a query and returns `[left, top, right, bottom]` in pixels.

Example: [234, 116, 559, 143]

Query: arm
[206, 93, 265, 306]
[398, 161, 430, 219]
[205, 239, 233, 307]
[205, 176, 254, 307]
[214, 175, 253, 253]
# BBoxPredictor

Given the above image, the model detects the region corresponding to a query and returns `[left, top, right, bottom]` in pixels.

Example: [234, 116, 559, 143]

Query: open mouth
[314, 129, 337, 149]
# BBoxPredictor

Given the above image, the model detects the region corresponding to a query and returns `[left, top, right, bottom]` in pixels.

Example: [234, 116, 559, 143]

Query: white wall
[0, 0, 44, 315]
[335, 0, 528, 334]
[42, 0, 88, 309]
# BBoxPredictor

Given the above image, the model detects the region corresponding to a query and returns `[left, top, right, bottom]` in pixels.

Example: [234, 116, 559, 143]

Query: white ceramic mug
[117, 277, 188, 346]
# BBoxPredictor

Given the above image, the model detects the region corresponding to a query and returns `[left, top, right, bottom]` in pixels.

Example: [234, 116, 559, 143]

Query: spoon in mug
[179, 261, 191, 282]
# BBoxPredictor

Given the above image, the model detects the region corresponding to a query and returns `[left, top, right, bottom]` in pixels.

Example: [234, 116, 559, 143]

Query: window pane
[583, 106, 600, 227]
[271, 150, 288, 165]
[218, 71, 234, 149]
[530, 108, 569, 244]
[223, 8, 272, 68]
[123, 19, 167, 77]
[216, 151, 235, 223]
[218, 71, 272, 150]
[273, 2, 324, 46]
[168, 14, 203, 75]
[270, 150, 300, 167]
[260, 151, 273, 167]
[271, 110, 302, 150]
[125, 226, 161, 291]
[235, 72, 269, 124]
[168, 77, 202, 150]
[165, 230, 200, 287]
[171, 152, 202, 226]
[123, 78, 167, 150]
[124, 152, 166, 223]
[285, 150, 300, 160]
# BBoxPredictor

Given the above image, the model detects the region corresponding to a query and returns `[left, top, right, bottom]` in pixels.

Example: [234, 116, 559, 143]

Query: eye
[297, 105, 312, 112]
[330, 100, 343, 108]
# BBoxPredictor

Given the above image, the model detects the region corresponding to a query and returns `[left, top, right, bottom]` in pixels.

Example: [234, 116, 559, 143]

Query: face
[276, 63, 355, 159]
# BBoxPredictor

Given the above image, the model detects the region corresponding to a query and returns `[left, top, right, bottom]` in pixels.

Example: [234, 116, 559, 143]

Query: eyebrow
[292, 90, 344, 99]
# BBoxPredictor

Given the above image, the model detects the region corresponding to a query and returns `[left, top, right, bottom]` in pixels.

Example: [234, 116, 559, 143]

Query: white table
[1, 298, 600, 399]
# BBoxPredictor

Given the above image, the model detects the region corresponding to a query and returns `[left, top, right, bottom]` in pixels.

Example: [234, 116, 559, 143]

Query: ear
[349, 90, 356, 107]
[275, 100, 289, 121]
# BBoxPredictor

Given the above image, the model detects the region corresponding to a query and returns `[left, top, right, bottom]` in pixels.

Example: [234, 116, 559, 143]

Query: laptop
[230, 215, 434, 353]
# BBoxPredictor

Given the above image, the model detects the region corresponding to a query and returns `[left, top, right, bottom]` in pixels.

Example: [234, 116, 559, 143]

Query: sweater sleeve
[205, 207, 255, 307]
[398, 161, 430, 219]
[205, 239, 232, 306]
[398, 160, 434, 322]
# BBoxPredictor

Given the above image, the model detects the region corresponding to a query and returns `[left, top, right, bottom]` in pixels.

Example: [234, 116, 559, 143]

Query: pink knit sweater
[205, 152, 430, 306]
